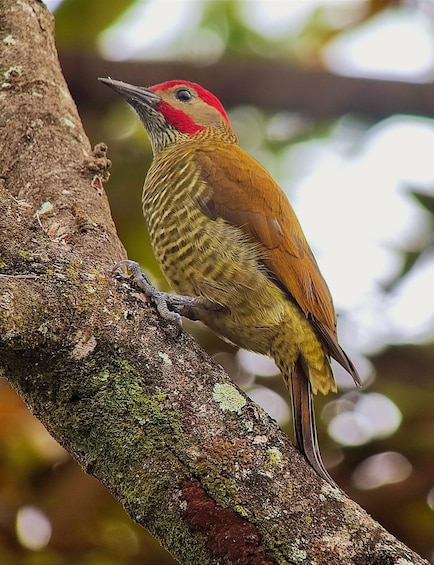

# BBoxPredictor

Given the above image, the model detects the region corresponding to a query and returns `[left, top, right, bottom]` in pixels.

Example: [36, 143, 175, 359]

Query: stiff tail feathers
[291, 360, 336, 486]
[311, 319, 362, 388]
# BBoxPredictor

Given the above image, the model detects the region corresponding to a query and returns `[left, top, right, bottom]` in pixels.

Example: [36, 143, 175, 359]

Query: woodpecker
[99, 77, 361, 485]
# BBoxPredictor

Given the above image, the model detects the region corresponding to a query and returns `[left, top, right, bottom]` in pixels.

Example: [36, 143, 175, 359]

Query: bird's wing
[195, 144, 335, 329]
[195, 144, 360, 382]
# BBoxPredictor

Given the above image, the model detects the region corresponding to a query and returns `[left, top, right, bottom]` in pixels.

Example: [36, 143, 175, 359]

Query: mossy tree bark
[0, 1, 429, 564]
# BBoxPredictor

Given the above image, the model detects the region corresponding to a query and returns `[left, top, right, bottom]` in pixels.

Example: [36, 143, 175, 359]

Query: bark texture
[0, 1, 429, 564]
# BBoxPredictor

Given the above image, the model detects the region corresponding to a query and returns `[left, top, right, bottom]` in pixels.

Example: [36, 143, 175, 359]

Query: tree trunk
[0, 1, 429, 564]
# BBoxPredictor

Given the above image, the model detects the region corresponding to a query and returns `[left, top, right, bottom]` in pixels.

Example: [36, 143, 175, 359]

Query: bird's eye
[175, 88, 192, 102]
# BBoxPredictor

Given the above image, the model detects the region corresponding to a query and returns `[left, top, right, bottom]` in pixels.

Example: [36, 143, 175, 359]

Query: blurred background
[1, 0, 433, 563]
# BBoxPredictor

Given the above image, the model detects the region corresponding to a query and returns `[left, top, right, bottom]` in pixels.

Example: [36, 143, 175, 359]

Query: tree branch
[0, 1, 429, 564]
[61, 53, 434, 121]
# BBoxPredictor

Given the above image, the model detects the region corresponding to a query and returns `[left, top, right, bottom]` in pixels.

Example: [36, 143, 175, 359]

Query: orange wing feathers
[196, 144, 360, 384]
[196, 144, 336, 331]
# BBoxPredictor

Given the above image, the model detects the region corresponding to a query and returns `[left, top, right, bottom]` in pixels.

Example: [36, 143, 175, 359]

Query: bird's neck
[151, 126, 239, 158]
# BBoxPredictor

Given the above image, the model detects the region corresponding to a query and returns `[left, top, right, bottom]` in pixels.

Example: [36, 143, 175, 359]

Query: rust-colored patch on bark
[180, 478, 274, 565]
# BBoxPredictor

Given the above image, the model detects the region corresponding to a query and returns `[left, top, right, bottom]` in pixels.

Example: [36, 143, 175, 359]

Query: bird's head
[99, 78, 237, 154]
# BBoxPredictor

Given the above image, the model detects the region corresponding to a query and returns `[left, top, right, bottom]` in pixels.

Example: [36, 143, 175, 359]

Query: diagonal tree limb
[61, 54, 434, 121]
[0, 1, 429, 564]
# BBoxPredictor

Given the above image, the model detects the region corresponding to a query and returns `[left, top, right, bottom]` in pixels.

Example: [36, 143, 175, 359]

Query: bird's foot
[112, 260, 221, 325]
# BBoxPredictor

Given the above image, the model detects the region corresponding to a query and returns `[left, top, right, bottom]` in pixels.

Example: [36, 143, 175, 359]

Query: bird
[99, 77, 361, 485]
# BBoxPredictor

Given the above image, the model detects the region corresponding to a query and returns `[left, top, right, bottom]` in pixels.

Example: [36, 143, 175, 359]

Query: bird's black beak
[98, 77, 161, 108]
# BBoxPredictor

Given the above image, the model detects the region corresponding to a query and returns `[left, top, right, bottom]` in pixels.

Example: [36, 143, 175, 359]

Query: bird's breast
[142, 158, 291, 351]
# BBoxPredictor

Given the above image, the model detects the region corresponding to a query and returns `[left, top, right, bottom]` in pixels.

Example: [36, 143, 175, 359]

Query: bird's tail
[291, 359, 336, 486]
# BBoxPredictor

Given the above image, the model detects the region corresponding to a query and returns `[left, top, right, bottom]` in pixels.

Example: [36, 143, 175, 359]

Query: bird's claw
[112, 260, 194, 325]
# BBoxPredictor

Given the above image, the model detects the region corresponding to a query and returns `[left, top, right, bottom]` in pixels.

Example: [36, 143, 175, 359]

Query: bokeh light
[247, 386, 290, 426]
[328, 392, 402, 446]
[352, 451, 412, 490]
[16, 506, 52, 551]
[324, 6, 434, 81]
[237, 350, 280, 378]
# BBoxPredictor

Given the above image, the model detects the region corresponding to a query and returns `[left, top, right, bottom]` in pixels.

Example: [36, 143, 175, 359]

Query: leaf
[409, 189, 434, 216]
[54, 0, 134, 50]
